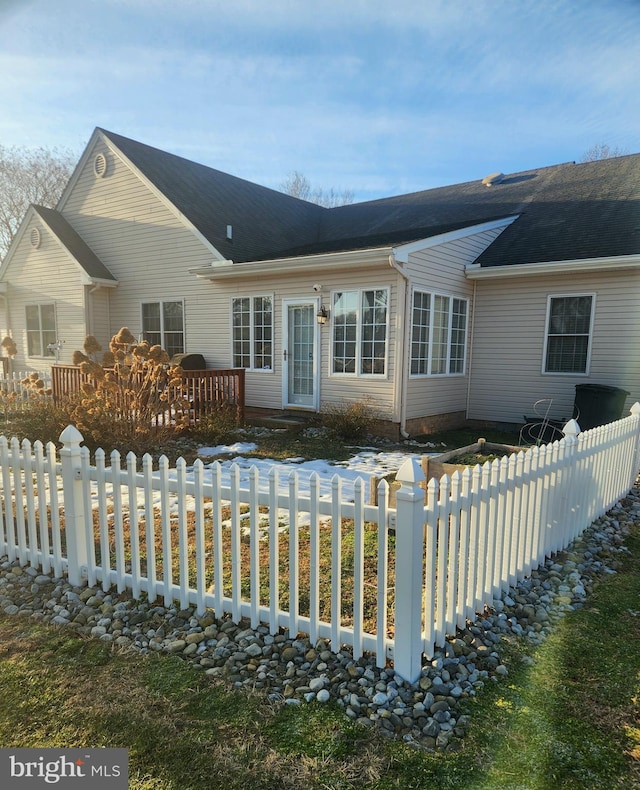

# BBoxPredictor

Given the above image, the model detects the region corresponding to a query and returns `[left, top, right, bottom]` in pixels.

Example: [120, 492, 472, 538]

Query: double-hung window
[141, 300, 185, 357]
[25, 303, 57, 357]
[232, 295, 273, 370]
[332, 288, 388, 376]
[544, 294, 594, 374]
[410, 290, 468, 376]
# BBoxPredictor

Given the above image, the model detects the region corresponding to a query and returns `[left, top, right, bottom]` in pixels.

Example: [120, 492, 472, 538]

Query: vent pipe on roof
[482, 172, 504, 187]
[226, 225, 233, 240]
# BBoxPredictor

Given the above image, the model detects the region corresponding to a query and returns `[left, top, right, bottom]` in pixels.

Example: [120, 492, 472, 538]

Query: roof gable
[97, 129, 326, 263]
[33, 206, 116, 283]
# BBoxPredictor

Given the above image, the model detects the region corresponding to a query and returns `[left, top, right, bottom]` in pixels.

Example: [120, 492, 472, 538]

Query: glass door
[283, 300, 319, 409]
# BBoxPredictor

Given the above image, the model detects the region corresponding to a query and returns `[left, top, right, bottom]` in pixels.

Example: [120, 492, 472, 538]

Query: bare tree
[281, 170, 354, 207]
[0, 144, 76, 261]
[579, 142, 629, 162]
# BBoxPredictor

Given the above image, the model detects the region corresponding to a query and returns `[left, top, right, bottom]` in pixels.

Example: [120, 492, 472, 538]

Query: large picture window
[232, 295, 273, 370]
[141, 301, 184, 358]
[410, 290, 468, 376]
[332, 288, 388, 376]
[25, 303, 57, 357]
[544, 294, 594, 374]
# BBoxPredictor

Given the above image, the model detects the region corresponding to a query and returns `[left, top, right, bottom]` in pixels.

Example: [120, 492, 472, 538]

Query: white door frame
[282, 297, 321, 410]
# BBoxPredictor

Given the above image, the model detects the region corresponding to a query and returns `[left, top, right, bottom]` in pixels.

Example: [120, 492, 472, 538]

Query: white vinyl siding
[1, 211, 89, 369]
[332, 288, 388, 376]
[410, 290, 468, 377]
[468, 271, 639, 425]
[60, 138, 215, 355]
[26, 303, 57, 357]
[141, 300, 185, 358]
[232, 295, 273, 371]
[543, 294, 594, 374]
[403, 228, 502, 423]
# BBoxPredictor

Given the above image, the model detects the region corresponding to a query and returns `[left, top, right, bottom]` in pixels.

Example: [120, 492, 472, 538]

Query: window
[410, 290, 468, 376]
[544, 294, 594, 373]
[141, 301, 184, 358]
[332, 289, 388, 376]
[232, 295, 273, 370]
[25, 303, 57, 357]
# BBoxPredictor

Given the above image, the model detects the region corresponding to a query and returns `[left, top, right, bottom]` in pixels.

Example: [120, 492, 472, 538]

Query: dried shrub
[321, 397, 379, 441]
[68, 328, 191, 454]
[0, 370, 62, 437]
[190, 403, 241, 446]
[1, 336, 17, 357]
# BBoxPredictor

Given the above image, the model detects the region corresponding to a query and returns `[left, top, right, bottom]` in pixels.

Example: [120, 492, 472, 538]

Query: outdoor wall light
[316, 305, 328, 325]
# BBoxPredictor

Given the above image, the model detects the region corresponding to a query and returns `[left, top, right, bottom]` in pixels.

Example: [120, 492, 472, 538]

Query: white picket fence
[1, 405, 639, 683]
[0, 371, 52, 409]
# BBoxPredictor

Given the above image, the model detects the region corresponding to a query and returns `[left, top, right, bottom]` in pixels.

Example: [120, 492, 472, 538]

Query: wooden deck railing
[51, 365, 245, 424]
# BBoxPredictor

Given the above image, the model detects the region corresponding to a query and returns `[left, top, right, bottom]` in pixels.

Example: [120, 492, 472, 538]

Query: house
[0, 128, 638, 436]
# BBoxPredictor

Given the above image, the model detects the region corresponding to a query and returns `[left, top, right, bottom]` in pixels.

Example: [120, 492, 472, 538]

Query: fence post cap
[631, 401, 640, 416]
[562, 418, 580, 438]
[396, 457, 425, 485]
[59, 424, 84, 445]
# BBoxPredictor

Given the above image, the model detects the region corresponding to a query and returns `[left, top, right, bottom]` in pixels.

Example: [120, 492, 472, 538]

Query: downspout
[84, 283, 102, 338]
[388, 252, 411, 438]
[465, 278, 478, 420]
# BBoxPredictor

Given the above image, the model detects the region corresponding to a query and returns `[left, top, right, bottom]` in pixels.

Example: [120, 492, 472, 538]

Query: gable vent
[30, 227, 41, 248]
[94, 152, 108, 178]
[482, 171, 504, 187]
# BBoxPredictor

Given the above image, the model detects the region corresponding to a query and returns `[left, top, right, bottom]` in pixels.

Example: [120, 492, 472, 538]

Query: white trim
[191, 248, 392, 279]
[79, 274, 118, 288]
[230, 293, 275, 373]
[282, 297, 320, 410]
[25, 301, 58, 359]
[408, 287, 469, 378]
[140, 298, 186, 357]
[542, 292, 596, 376]
[329, 286, 390, 379]
[467, 254, 640, 279]
[393, 215, 519, 263]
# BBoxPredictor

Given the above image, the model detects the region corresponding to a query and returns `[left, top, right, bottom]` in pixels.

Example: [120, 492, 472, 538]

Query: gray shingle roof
[101, 129, 640, 267]
[34, 206, 116, 281]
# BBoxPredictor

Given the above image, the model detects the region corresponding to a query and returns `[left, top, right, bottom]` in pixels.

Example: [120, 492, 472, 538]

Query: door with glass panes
[282, 299, 319, 409]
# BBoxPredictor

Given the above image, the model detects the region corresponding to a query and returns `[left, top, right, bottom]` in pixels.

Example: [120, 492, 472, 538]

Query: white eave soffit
[189, 247, 394, 279]
[392, 216, 519, 263]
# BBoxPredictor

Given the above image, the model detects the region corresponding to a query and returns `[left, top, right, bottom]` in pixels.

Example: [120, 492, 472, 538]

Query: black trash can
[170, 353, 206, 370]
[573, 383, 630, 430]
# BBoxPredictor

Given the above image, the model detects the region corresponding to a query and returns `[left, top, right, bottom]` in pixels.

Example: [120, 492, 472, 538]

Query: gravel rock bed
[1, 486, 637, 751]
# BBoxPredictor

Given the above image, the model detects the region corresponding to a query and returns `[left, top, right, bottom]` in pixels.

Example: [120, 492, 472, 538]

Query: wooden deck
[51, 364, 245, 424]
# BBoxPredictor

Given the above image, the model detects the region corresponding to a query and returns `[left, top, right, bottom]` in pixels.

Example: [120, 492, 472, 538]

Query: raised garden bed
[370, 438, 521, 506]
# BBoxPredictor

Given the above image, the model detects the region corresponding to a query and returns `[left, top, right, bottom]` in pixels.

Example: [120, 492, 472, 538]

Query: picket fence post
[393, 457, 426, 684]
[631, 403, 640, 487]
[59, 424, 89, 586]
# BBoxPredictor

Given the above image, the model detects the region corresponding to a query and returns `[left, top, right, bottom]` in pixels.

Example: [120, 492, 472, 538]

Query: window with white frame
[232, 295, 273, 370]
[332, 288, 388, 376]
[544, 294, 594, 374]
[410, 290, 468, 376]
[25, 303, 57, 357]
[141, 300, 185, 358]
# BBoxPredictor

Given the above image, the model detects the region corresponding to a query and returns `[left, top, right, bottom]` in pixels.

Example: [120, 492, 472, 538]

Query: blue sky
[0, 0, 637, 201]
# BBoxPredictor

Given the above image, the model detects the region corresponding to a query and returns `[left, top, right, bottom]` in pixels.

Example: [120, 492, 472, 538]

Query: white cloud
[0, 0, 636, 200]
